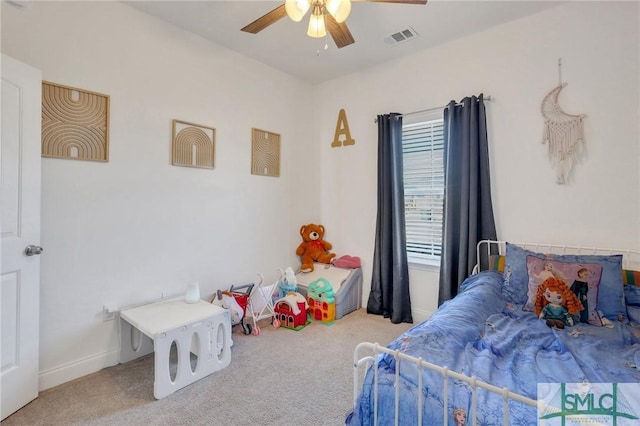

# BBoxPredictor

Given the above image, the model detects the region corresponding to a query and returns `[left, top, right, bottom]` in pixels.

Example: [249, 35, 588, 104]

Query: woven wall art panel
[172, 119, 215, 169]
[251, 128, 280, 177]
[42, 81, 110, 161]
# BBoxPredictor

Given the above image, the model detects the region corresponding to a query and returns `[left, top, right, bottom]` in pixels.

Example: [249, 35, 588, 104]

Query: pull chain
[316, 13, 330, 56]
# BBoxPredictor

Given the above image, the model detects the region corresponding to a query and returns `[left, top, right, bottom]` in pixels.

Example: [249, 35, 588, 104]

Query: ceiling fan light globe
[285, 0, 311, 22]
[307, 13, 327, 38]
[326, 0, 351, 23]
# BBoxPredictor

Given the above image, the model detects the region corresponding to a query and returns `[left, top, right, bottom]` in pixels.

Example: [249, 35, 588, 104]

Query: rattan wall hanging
[251, 128, 280, 177]
[172, 119, 215, 169]
[41, 81, 110, 161]
[541, 59, 586, 184]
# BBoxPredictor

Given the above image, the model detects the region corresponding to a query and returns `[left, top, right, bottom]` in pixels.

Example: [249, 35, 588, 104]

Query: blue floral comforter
[346, 271, 640, 425]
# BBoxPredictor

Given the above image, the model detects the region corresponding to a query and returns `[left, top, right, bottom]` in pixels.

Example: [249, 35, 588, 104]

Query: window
[402, 113, 444, 265]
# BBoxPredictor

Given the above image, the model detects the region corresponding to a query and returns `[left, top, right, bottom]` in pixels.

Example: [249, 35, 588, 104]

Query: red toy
[274, 292, 308, 329]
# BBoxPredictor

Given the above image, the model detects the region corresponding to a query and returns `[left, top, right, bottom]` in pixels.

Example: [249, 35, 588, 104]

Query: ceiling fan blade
[353, 0, 427, 4]
[241, 4, 288, 34]
[326, 14, 355, 49]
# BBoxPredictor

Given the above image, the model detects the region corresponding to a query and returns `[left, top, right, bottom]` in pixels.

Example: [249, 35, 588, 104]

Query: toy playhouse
[307, 277, 336, 323]
[295, 264, 362, 319]
[273, 292, 308, 329]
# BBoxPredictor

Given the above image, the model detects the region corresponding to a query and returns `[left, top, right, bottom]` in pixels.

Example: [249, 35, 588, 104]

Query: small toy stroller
[212, 283, 254, 335]
[247, 273, 280, 335]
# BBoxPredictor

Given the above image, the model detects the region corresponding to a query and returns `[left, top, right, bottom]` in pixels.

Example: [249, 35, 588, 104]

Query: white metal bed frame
[475, 240, 640, 272]
[352, 240, 640, 426]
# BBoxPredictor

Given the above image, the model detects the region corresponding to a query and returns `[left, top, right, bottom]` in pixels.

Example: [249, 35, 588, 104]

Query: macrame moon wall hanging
[541, 61, 586, 184]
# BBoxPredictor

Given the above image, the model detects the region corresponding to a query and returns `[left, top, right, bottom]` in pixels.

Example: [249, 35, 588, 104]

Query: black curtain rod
[374, 95, 493, 123]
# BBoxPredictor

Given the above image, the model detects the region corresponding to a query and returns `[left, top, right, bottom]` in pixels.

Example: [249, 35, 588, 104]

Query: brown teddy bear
[296, 224, 336, 272]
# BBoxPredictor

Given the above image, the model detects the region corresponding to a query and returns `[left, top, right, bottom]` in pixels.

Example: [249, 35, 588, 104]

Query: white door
[1, 54, 42, 420]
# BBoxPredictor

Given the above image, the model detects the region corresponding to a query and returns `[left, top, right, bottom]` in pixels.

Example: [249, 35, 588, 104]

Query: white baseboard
[411, 307, 433, 323]
[38, 349, 120, 391]
[37, 308, 430, 392]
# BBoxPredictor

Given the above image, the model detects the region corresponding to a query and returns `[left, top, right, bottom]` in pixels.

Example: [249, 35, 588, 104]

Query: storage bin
[295, 264, 362, 319]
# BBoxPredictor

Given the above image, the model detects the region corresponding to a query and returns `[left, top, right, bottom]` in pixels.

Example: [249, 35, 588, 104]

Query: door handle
[25, 245, 44, 256]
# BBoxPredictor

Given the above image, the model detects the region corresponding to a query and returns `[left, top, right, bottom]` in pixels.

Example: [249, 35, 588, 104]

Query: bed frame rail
[353, 342, 538, 426]
[476, 240, 640, 272]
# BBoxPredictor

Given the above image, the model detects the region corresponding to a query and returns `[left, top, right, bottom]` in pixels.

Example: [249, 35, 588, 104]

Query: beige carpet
[2, 309, 413, 426]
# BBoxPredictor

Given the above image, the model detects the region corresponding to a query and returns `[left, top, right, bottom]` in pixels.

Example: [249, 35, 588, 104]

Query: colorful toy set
[307, 277, 336, 323]
[274, 277, 337, 329]
[214, 224, 351, 334]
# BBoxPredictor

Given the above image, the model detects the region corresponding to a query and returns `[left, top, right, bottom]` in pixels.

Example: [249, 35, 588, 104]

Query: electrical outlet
[103, 305, 118, 321]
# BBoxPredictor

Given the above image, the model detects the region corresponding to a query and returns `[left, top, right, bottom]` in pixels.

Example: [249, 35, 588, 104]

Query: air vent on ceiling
[6, 0, 30, 7]
[384, 27, 419, 46]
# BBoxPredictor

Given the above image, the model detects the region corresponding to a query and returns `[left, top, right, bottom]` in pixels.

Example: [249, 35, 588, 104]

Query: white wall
[2, 1, 318, 390]
[2, 0, 639, 391]
[316, 1, 640, 321]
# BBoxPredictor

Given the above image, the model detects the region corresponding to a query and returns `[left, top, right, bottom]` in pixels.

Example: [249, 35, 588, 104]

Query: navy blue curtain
[438, 95, 497, 305]
[367, 114, 413, 324]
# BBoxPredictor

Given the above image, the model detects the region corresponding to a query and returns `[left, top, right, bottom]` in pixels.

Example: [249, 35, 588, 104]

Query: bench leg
[119, 317, 154, 364]
[152, 312, 232, 399]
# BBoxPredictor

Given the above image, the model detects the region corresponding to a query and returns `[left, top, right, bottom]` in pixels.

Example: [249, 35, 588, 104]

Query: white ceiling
[124, 0, 564, 84]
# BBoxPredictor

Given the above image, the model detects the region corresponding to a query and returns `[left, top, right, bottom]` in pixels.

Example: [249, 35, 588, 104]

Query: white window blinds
[402, 115, 444, 263]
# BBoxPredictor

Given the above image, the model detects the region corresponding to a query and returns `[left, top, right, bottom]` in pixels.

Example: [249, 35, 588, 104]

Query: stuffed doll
[296, 223, 336, 272]
[534, 277, 584, 329]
